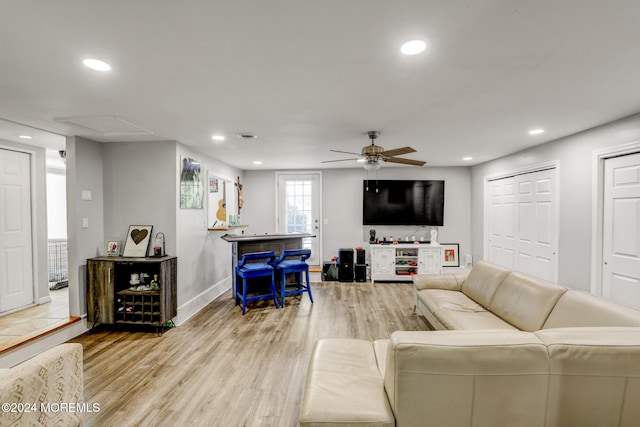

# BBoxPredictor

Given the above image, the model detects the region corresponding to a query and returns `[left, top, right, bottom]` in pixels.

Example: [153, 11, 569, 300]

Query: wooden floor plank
[70, 281, 429, 426]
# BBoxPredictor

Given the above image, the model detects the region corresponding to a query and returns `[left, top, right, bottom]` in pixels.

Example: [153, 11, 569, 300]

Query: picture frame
[441, 243, 460, 267]
[105, 240, 122, 256]
[122, 225, 153, 257]
[180, 156, 203, 209]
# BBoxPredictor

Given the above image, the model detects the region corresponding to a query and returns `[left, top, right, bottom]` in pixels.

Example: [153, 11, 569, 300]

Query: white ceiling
[2, 1, 640, 170]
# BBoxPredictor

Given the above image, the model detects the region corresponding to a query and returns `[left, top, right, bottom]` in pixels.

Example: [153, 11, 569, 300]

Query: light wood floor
[70, 281, 429, 427]
[0, 288, 76, 354]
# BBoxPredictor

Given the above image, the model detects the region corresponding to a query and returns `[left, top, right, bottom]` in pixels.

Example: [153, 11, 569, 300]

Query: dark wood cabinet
[87, 256, 177, 327]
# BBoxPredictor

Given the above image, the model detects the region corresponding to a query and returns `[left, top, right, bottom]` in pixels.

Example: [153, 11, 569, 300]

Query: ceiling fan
[322, 131, 426, 169]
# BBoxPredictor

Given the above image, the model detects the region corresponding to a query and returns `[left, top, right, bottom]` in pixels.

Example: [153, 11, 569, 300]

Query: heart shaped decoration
[130, 228, 148, 245]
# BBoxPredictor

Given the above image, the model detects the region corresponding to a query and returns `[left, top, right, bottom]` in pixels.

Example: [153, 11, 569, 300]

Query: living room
[2, 2, 640, 426]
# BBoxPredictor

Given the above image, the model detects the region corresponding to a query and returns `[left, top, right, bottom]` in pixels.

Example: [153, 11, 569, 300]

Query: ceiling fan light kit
[363, 158, 381, 171]
[322, 131, 426, 169]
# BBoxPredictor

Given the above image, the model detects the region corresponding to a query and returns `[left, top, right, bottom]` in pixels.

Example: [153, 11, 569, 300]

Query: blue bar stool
[273, 249, 313, 307]
[235, 251, 279, 315]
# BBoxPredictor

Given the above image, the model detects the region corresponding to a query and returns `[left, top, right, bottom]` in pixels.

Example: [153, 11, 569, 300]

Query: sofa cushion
[413, 271, 468, 291]
[543, 290, 640, 329]
[489, 272, 566, 331]
[385, 330, 549, 427]
[460, 261, 511, 307]
[300, 339, 394, 427]
[0, 343, 83, 427]
[417, 289, 517, 330]
[535, 327, 640, 427]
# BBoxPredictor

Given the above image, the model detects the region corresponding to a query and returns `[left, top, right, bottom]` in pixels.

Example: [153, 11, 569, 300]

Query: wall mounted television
[363, 180, 444, 226]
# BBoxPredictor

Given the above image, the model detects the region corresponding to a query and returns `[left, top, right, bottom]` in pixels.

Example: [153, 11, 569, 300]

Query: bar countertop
[221, 232, 314, 242]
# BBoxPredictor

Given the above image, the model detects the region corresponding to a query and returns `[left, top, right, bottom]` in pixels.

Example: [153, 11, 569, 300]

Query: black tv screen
[363, 180, 444, 226]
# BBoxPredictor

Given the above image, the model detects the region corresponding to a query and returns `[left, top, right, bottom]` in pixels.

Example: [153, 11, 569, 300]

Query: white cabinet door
[371, 247, 395, 281]
[418, 247, 442, 274]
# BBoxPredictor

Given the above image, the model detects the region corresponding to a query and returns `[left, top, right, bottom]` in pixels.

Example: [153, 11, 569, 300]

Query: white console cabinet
[370, 244, 443, 282]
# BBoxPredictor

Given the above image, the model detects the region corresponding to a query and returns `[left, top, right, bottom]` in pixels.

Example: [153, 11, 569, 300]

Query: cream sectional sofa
[300, 261, 640, 427]
[0, 343, 84, 427]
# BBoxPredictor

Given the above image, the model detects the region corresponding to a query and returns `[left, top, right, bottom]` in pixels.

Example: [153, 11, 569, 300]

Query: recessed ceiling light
[462, 157, 473, 161]
[528, 129, 545, 135]
[83, 58, 111, 72]
[18, 135, 32, 139]
[253, 161, 262, 165]
[212, 135, 225, 141]
[400, 40, 427, 55]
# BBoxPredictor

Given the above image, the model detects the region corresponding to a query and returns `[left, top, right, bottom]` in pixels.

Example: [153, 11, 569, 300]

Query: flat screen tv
[363, 180, 444, 226]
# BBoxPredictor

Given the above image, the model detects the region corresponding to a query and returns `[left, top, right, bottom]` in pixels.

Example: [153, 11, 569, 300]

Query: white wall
[242, 167, 472, 265]
[470, 112, 640, 291]
[66, 136, 105, 317]
[46, 171, 67, 239]
[103, 140, 176, 256]
[174, 143, 242, 323]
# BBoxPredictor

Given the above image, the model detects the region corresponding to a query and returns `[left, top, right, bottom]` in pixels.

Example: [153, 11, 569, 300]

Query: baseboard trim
[38, 295, 52, 305]
[174, 276, 231, 326]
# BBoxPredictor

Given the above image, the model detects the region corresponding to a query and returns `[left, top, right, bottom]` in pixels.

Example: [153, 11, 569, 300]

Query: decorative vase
[430, 227, 439, 245]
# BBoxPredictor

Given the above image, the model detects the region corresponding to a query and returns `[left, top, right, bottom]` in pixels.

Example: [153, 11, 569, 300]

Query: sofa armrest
[384, 330, 548, 427]
[412, 271, 468, 291]
[0, 343, 83, 427]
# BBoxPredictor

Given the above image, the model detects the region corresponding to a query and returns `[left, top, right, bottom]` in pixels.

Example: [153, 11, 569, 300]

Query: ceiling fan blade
[320, 158, 360, 163]
[379, 146, 416, 157]
[330, 149, 361, 156]
[384, 156, 426, 166]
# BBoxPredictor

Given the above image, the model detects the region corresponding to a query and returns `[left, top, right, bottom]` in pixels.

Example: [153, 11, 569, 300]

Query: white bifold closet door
[487, 168, 557, 282]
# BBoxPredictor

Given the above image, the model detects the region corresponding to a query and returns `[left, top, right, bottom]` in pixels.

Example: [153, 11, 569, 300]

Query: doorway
[276, 172, 322, 266]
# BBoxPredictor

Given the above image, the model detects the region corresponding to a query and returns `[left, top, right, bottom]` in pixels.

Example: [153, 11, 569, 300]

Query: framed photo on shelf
[105, 240, 122, 256]
[441, 243, 460, 267]
[122, 225, 153, 257]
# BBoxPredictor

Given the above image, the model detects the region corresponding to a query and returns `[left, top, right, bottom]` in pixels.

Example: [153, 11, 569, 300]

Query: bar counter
[221, 232, 315, 298]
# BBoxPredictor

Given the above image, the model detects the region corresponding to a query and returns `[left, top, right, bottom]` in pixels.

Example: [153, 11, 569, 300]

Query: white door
[276, 172, 321, 266]
[0, 149, 34, 313]
[487, 168, 558, 281]
[513, 169, 557, 281]
[602, 152, 640, 309]
[488, 177, 515, 269]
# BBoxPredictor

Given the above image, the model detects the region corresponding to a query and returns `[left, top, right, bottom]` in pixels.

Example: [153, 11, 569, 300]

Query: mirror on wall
[207, 172, 236, 229]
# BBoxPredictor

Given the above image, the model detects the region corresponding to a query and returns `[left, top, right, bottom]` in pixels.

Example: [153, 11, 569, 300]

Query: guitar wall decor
[216, 180, 226, 221]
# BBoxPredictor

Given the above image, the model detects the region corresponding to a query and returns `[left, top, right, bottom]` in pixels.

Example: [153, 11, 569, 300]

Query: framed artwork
[122, 225, 153, 257]
[441, 243, 459, 267]
[180, 156, 203, 209]
[105, 240, 122, 256]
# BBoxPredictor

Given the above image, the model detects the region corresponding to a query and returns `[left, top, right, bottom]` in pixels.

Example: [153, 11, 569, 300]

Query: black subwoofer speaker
[355, 264, 367, 282]
[356, 248, 366, 264]
[338, 248, 354, 282]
